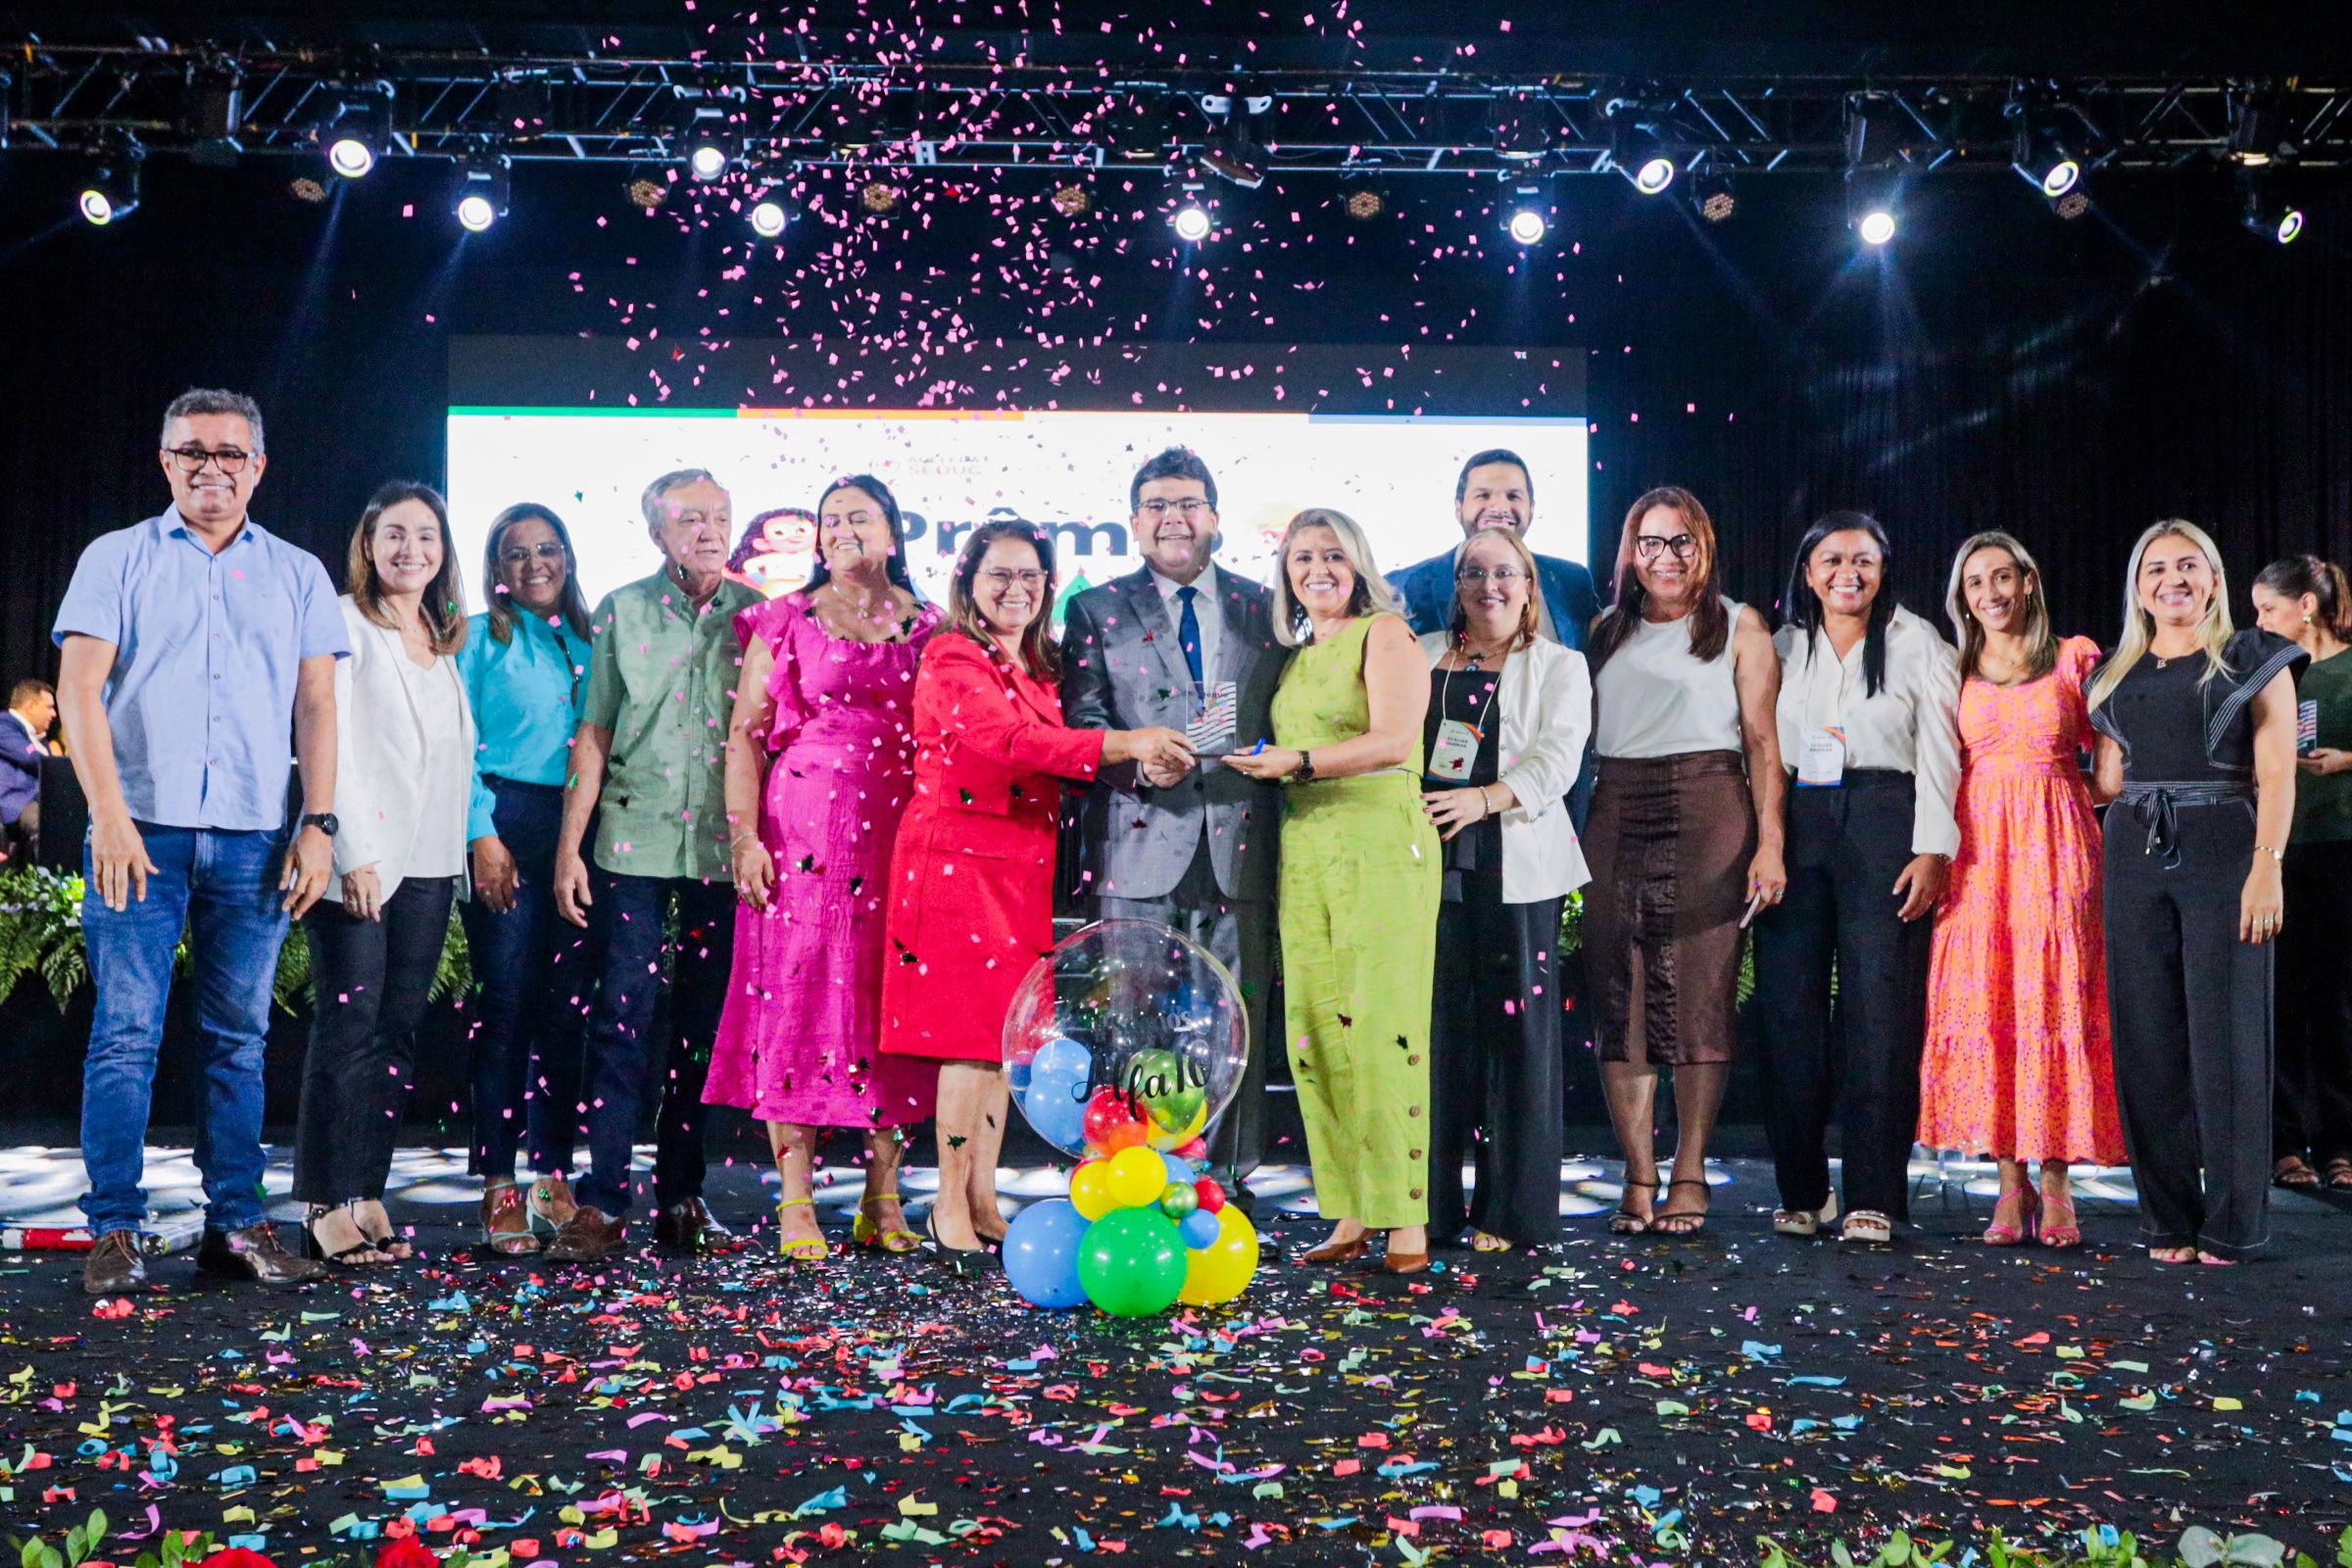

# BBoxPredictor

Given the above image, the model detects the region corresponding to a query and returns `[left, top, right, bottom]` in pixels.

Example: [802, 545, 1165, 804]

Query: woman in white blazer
[1416, 527, 1592, 1251]
[292, 482, 478, 1269]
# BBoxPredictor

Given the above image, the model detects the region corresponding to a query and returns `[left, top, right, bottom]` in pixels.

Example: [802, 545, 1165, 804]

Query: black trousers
[1427, 874, 1565, 1247]
[1094, 838, 1275, 1195]
[293, 875, 459, 1203]
[2105, 795, 2273, 1258]
[458, 777, 592, 1179]
[573, 868, 735, 1218]
[2275, 838, 2352, 1167]
[1751, 770, 1932, 1221]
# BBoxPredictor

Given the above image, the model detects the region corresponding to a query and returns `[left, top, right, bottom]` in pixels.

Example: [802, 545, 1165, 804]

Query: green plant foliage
[0, 865, 469, 1015]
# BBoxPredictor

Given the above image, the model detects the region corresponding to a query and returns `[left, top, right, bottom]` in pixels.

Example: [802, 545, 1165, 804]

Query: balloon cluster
[1002, 921, 1259, 1316]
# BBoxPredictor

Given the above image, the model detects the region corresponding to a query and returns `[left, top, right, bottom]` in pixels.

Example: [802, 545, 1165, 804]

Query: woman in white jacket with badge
[1416, 527, 1592, 1251]
[292, 482, 480, 1268]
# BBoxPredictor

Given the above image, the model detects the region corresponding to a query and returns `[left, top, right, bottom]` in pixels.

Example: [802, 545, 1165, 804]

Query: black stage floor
[3, 1156, 2350, 1566]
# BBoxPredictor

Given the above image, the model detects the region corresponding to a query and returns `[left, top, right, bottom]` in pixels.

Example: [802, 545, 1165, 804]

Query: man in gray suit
[1061, 447, 1284, 1216]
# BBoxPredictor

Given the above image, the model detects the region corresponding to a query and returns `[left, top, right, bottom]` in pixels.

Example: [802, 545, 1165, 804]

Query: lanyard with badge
[1427, 648, 1497, 781]
[1794, 633, 1848, 788]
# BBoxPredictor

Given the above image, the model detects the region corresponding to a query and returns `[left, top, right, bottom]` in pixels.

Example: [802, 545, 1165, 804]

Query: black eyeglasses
[164, 445, 253, 475]
[1634, 533, 1699, 561]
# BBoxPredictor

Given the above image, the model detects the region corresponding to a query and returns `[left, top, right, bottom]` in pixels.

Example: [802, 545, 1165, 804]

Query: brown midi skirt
[1584, 751, 1757, 1067]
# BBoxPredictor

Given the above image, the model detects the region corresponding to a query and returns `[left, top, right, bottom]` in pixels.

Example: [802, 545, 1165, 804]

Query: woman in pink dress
[1918, 531, 2125, 1249]
[707, 475, 941, 1262]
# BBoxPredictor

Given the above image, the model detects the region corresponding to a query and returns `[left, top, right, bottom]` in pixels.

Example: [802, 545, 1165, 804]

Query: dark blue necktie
[1175, 584, 1204, 686]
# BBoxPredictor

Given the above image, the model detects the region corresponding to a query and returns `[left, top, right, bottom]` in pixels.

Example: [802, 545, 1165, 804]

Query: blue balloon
[1004, 1199, 1093, 1308]
[1033, 1035, 1092, 1083]
[1007, 1059, 1033, 1094]
[1179, 1207, 1221, 1250]
[1159, 1151, 1198, 1185]
[1020, 1063, 1090, 1152]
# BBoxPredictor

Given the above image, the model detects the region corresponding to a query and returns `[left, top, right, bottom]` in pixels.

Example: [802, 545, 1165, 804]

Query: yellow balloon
[1104, 1144, 1169, 1210]
[1147, 1100, 1210, 1152]
[1177, 1203, 1260, 1306]
[1069, 1159, 1116, 1221]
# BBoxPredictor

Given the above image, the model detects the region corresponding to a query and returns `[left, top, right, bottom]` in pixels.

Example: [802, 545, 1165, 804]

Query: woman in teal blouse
[455, 503, 596, 1255]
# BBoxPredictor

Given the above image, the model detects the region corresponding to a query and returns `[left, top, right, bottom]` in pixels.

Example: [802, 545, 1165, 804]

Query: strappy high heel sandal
[1610, 1175, 1660, 1237]
[852, 1191, 922, 1254]
[1651, 1178, 1712, 1237]
[774, 1197, 829, 1262]
[300, 1202, 390, 1268]
[527, 1174, 578, 1239]
[2036, 1190, 2080, 1249]
[1773, 1192, 1839, 1238]
[480, 1179, 540, 1257]
[1983, 1186, 2039, 1246]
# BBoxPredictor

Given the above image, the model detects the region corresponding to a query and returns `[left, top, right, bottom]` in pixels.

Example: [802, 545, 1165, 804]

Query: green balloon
[1126, 1047, 1208, 1134]
[1157, 1181, 1200, 1220]
[1077, 1207, 1188, 1317]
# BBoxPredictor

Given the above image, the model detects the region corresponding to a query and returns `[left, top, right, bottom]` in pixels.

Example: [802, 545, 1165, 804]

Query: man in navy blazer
[1387, 449, 1600, 824]
[1385, 449, 1600, 647]
[0, 678, 55, 859]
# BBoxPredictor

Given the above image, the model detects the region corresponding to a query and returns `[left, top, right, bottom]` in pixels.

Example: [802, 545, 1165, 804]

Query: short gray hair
[161, 388, 266, 453]
[640, 467, 721, 527]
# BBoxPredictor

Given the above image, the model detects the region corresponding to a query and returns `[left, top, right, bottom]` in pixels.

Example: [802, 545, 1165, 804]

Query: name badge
[1796, 725, 1847, 788]
[1429, 717, 1483, 781]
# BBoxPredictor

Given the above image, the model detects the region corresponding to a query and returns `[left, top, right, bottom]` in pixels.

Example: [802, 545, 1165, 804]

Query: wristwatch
[301, 812, 339, 838]
[1291, 750, 1316, 784]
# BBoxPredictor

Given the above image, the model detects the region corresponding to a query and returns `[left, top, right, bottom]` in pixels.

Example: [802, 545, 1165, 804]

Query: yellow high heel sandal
[853, 1191, 923, 1255]
[775, 1197, 828, 1262]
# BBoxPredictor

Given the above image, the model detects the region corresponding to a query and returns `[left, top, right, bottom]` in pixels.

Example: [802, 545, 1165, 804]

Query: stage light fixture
[77, 142, 143, 225]
[454, 156, 511, 232]
[749, 195, 794, 237]
[1843, 96, 1903, 246]
[1607, 105, 1678, 195]
[1169, 182, 1213, 242]
[1198, 91, 1271, 190]
[181, 67, 244, 168]
[1504, 185, 1549, 245]
[2051, 187, 2091, 221]
[2229, 88, 2286, 168]
[1845, 167, 1901, 244]
[1690, 171, 1737, 223]
[1341, 184, 1387, 222]
[858, 178, 902, 215]
[1051, 180, 1092, 217]
[289, 175, 330, 204]
[2240, 177, 2304, 245]
[2014, 132, 2080, 198]
[626, 169, 671, 210]
[686, 111, 733, 181]
[1488, 93, 1552, 164]
[325, 81, 394, 179]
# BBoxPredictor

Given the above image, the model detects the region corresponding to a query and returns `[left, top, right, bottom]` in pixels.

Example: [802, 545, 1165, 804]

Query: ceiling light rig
[325, 80, 393, 178]
[454, 154, 511, 231]
[1690, 170, 1737, 223]
[1198, 91, 1271, 189]
[1504, 183, 1550, 245]
[77, 139, 143, 225]
[1169, 181, 1213, 242]
[1606, 99, 1679, 195]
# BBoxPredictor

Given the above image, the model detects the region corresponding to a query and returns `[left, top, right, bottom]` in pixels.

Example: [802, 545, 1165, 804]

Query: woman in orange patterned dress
[1917, 532, 2125, 1249]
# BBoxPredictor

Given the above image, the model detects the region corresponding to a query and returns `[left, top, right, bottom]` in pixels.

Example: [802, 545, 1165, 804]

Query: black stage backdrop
[4, 163, 2350, 693]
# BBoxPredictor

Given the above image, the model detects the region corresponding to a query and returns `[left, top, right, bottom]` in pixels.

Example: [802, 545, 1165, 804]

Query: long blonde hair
[1944, 530, 2057, 683]
[2084, 518, 2234, 712]
[1271, 507, 1406, 647]
[1448, 526, 1543, 652]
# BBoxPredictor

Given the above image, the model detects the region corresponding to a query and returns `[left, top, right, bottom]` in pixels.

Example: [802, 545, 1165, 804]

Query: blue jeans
[574, 867, 734, 1217]
[458, 778, 592, 1179]
[79, 822, 290, 1237]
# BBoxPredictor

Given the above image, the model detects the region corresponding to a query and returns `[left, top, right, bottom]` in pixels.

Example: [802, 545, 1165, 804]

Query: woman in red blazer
[880, 519, 1195, 1266]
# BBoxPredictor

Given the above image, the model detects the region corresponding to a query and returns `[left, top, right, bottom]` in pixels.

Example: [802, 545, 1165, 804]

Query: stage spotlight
[2241, 187, 2304, 245]
[1690, 172, 1736, 223]
[1198, 91, 1270, 189]
[325, 81, 394, 179]
[454, 157, 511, 232]
[858, 179, 902, 215]
[290, 175, 329, 204]
[2051, 187, 2091, 221]
[1102, 92, 1173, 163]
[2015, 137, 2080, 198]
[1843, 96, 1903, 246]
[1607, 105, 1677, 195]
[1505, 184, 1549, 245]
[1488, 93, 1552, 164]
[1051, 180, 1092, 217]
[1341, 184, 1387, 222]
[77, 143, 143, 225]
[749, 196, 792, 237]
[1856, 207, 1896, 245]
[2229, 88, 2286, 168]
[626, 169, 671, 210]
[181, 67, 244, 168]
[1169, 182, 1213, 241]
[1846, 168, 1901, 244]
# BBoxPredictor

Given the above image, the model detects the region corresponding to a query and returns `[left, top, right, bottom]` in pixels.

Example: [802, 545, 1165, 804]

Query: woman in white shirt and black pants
[1416, 528, 1592, 1251]
[1753, 512, 1961, 1245]
[293, 482, 479, 1267]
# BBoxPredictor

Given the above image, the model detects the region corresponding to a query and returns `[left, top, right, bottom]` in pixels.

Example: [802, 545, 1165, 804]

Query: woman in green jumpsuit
[1228, 509, 1443, 1274]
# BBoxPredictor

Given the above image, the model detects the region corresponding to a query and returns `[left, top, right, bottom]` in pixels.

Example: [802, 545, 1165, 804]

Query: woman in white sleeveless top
[1585, 486, 1787, 1237]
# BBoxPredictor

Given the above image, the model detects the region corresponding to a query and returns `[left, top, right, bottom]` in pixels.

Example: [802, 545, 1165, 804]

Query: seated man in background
[0, 677, 55, 863]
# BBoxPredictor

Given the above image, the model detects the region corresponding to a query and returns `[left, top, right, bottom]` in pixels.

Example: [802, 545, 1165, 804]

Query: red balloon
[1177, 1136, 1209, 1161]
[1084, 1086, 1148, 1154]
[1194, 1178, 1226, 1214]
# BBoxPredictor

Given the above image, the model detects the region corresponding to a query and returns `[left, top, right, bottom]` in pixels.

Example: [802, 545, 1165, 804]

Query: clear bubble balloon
[1004, 919, 1250, 1158]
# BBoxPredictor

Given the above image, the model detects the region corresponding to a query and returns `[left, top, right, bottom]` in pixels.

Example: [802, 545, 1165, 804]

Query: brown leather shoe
[653, 1197, 735, 1256]
[82, 1229, 152, 1296]
[1383, 1250, 1431, 1276]
[545, 1204, 625, 1263]
[196, 1222, 327, 1287]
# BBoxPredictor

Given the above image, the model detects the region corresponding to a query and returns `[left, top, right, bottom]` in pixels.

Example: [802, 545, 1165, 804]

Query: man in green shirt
[548, 467, 761, 1262]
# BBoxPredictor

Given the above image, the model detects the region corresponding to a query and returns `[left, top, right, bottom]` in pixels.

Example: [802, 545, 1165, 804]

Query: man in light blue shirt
[52, 388, 349, 1295]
